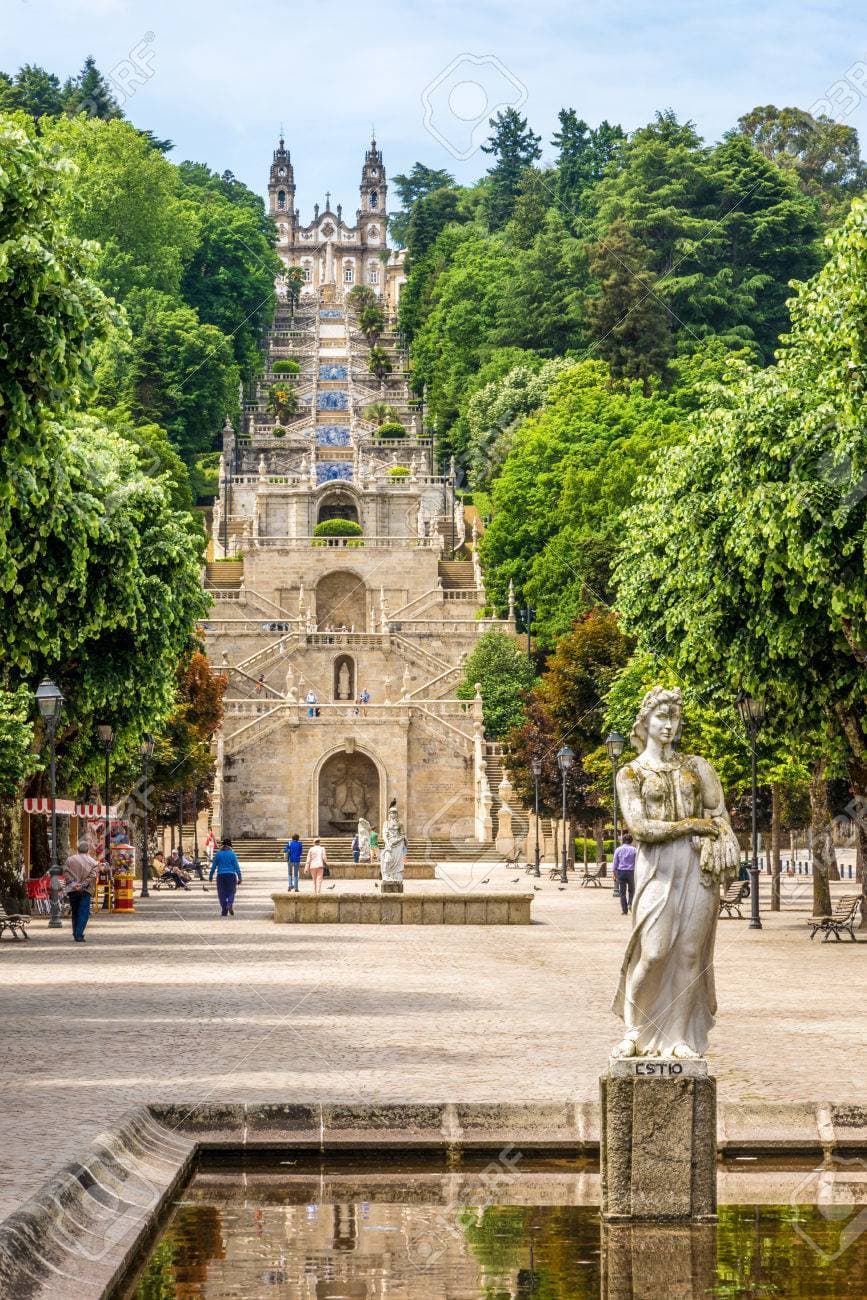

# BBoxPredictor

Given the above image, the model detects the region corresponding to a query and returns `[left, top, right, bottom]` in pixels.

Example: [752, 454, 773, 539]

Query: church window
[277, 189, 286, 210]
[369, 190, 378, 209]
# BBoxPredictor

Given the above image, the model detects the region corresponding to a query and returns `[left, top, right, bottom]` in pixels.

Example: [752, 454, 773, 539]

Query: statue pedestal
[600, 1058, 716, 1222]
[380, 880, 404, 894]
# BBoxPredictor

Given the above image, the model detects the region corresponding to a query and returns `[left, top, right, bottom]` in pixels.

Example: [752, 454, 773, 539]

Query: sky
[5, 0, 867, 214]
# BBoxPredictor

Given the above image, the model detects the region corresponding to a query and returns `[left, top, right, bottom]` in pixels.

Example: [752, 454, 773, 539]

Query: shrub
[272, 359, 300, 374]
[375, 421, 406, 439]
[574, 837, 615, 862]
[312, 518, 363, 537]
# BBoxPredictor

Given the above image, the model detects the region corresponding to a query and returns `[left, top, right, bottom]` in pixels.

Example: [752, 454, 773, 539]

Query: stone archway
[317, 489, 359, 525]
[315, 570, 366, 631]
[317, 750, 380, 836]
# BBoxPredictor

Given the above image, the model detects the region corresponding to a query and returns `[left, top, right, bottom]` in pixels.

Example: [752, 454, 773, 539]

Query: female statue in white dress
[612, 687, 739, 1060]
[379, 800, 407, 882]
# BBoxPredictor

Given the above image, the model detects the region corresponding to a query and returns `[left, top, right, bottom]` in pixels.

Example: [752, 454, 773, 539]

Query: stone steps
[233, 838, 504, 862]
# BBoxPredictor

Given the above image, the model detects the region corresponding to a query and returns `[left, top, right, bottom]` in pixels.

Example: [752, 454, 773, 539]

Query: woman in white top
[304, 838, 328, 893]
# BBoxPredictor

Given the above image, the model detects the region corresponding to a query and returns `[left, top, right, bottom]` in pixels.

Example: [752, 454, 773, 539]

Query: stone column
[600, 1058, 716, 1222]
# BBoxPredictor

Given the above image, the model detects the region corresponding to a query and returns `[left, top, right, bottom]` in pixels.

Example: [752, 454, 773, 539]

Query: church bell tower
[268, 135, 297, 247]
[358, 137, 387, 248]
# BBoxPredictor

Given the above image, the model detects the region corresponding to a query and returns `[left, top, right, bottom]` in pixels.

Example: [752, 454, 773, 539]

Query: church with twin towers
[268, 133, 406, 308]
[200, 134, 523, 863]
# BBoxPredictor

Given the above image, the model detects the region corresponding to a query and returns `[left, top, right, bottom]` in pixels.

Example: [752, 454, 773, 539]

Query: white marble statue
[337, 662, 352, 700]
[379, 799, 407, 882]
[357, 816, 372, 863]
[612, 686, 739, 1060]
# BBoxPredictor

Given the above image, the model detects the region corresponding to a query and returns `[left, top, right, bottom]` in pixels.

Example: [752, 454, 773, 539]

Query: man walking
[63, 839, 100, 942]
[209, 837, 243, 915]
[612, 832, 636, 915]
[284, 833, 303, 892]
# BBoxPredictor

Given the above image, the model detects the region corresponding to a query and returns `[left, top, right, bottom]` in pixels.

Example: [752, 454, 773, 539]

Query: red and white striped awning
[24, 798, 121, 818]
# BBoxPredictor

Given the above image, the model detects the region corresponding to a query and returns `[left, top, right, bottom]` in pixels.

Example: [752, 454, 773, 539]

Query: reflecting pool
[121, 1156, 867, 1299]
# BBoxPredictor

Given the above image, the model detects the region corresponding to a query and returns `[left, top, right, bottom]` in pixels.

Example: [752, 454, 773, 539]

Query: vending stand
[22, 798, 135, 915]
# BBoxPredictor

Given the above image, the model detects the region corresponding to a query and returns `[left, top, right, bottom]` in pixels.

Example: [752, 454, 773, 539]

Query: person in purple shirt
[612, 833, 636, 915]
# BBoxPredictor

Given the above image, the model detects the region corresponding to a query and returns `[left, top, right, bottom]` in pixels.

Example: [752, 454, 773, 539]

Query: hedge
[312, 518, 363, 537]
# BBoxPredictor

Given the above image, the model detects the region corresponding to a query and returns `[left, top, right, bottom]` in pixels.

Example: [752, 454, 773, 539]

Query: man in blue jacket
[209, 838, 242, 915]
[284, 833, 303, 892]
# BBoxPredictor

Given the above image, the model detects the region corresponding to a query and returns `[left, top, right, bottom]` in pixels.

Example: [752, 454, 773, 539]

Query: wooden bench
[579, 863, 605, 887]
[0, 907, 30, 940]
[719, 881, 749, 919]
[807, 894, 862, 942]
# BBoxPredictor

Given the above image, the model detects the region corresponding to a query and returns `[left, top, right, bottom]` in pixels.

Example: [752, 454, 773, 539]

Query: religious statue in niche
[337, 661, 352, 700]
[379, 799, 407, 882]
[611, 687, 739, 1060]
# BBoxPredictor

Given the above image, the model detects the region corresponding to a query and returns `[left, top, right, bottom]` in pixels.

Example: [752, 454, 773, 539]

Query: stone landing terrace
[0, 859, 863, 1223]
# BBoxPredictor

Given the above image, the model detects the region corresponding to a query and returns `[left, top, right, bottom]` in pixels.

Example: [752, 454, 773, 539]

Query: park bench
[807, 894, 862, 942]
[718, 881, 749, 919]
[0, 906, 30, 940]
[579, 863, 606, 887]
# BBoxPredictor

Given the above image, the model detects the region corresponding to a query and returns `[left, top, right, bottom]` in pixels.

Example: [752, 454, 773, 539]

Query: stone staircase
[438, 559, 475, 588]
[205, 560, 243, 591]
[231, 836, 504, 863]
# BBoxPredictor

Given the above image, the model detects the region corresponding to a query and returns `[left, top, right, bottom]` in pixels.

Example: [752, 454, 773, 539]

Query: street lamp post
[556, 746, 574, 885]
[36, 679, 64, 929]
[605, 731, 626, 886]
[140, 734, 154, 898]
[736, 691, 766, 931]
[97, 724, 114, 906]
[531, 756, 542, 878]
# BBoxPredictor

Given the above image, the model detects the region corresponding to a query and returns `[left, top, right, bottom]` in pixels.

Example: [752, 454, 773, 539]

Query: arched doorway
[315, 570, 366, 631]
[317, 489, 359, 525]
[317, 751, 380, 835]
[333, 655, 355, 701]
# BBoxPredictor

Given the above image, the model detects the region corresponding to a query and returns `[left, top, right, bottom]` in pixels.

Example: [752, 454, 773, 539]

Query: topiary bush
[375, 421, 406, 439]
[312, 518, 363, 537]
[272, 358, 300, 374]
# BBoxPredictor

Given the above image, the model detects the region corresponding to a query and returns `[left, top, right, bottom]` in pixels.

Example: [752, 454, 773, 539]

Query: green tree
[43, 115, 200, 301]
[128, 298, 240, 458]
[615, 198, 867, 915]
[457, 631, 536, 738]
[586, 220, 673, 386]
[61, 56, 123, 120]
[495, 209, 586, 356]
[480, 360, 680, 648]
[737, 104, 866, 223]
[404, 186, 468, 260]
[552, 108, 625, 215]
[178, 163, 280, 371]
[389, 162, 454, 246]
[481, 107, 542, 231]
[0, 64, 63, 119]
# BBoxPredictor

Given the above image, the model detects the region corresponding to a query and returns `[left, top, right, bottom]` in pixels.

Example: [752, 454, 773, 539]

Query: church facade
[199, 138, 514, 853]
[269, 135, 406, 310]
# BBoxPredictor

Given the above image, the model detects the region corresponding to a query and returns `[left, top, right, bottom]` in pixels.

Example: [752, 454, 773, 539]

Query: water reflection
[123, 1160, 867, 1300]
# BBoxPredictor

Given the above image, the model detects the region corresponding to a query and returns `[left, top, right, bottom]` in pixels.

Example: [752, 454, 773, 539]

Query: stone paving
[0, 859, 863, 1221]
